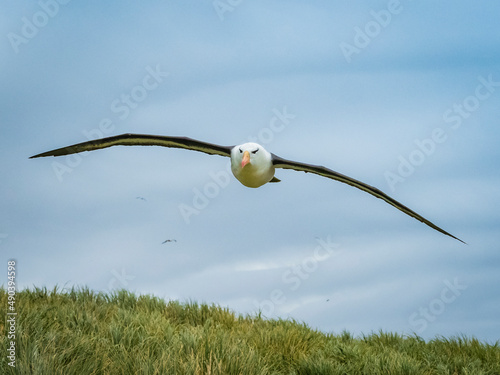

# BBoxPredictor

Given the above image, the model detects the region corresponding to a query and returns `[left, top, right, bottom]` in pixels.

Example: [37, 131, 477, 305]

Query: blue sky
[1, 1, 499, 342]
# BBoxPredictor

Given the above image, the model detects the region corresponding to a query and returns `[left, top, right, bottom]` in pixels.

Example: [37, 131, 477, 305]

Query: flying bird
[30, 133, 464, 243]
[162, 239, 177, 244]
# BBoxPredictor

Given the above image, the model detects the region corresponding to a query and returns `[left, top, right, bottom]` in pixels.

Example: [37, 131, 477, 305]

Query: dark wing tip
[436, 229, 466, 244]
[30, 151, 54, 159]
[30, 151, 50, 159]
[451, 235, 467, 245]
[30, 145, 80, 159]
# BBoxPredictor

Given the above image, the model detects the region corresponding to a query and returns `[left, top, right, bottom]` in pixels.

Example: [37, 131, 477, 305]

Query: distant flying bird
[162, 239, 177, 244]
[30, 133, 464, 243]
[136, 196, 147, 201]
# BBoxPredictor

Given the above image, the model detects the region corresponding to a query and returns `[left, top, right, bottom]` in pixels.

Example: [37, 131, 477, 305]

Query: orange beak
[241, 150, 251, 168]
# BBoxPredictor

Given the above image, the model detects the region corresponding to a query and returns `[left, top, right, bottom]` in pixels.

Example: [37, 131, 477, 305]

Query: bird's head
[231, 142, 266, 169]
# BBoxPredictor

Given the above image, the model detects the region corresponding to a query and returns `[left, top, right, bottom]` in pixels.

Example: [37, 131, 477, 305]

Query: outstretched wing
[30, 133, 234, 159]
[272, 154, 465, 243]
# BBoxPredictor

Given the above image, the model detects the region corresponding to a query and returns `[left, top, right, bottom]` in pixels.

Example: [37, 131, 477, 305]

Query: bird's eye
[239, 148, 243, 153]
[251, 149, 259, 154]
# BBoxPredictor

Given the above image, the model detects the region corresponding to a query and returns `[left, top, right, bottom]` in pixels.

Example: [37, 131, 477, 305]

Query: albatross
[30, 133, 464, 243]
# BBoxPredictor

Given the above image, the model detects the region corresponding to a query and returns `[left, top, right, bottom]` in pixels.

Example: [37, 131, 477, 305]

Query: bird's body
[30, 133, 464, 243]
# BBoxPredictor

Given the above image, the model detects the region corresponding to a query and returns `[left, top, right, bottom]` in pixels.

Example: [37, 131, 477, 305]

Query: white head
[230, 142, 275, 188]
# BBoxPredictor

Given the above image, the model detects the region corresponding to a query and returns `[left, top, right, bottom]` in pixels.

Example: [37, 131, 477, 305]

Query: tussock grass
[1, 287, 498, 374]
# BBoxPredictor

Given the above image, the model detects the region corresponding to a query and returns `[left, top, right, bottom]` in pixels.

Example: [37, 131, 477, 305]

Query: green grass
[1, 287, 498, 374]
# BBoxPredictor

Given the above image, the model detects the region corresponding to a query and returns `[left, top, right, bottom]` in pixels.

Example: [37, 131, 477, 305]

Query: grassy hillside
[1, 287, 498, 375]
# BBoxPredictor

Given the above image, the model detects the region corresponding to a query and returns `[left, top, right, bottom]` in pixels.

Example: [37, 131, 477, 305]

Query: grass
[1, 287, 499, 374]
